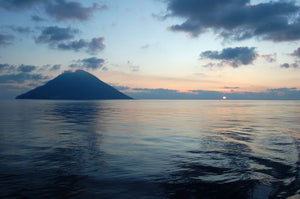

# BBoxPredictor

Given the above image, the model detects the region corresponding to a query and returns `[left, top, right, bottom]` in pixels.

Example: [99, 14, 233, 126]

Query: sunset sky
[0, 0, 300, 99]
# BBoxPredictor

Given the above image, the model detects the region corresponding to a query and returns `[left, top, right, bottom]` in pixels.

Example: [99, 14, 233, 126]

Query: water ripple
[0, 100, 299, 198]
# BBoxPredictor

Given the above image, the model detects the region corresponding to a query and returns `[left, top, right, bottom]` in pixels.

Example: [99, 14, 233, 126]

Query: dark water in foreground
[0, 100, 300, 199]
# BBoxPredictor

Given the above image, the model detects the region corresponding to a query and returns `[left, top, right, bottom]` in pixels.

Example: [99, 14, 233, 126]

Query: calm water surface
[0, 100, 299, 199]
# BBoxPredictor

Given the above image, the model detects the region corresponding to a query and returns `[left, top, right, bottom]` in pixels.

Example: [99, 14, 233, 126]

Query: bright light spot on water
[222, 96, 227, 100]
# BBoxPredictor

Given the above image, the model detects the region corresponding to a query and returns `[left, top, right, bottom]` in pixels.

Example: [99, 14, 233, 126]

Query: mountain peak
[16, 70, 132, 100]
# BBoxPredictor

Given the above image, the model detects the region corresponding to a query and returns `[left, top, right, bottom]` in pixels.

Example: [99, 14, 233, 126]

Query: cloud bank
[166, 0, 300, 41]
[0, 63, 60, 84]
[124, 87, 300, 100]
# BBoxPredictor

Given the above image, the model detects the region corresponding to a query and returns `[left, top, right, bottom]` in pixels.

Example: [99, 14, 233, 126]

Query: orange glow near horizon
[95, 70, 299, 94]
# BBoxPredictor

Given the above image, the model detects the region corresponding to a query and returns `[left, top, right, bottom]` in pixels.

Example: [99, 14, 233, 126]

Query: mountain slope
[16, 70, 132, 100]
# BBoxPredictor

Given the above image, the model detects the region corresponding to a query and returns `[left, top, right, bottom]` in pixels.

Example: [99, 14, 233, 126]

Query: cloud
[129, 88, 195, 99]
[0, 63, 13, 73]
[127, 60, 140, 72]
[292, 47, 300, 57]
[35, 26, 78, 44]
[266, 88, 300, 99]
[0, 63, 8, 69]
[31, 15, 45, 22]
[70, 57, 105, 70]
[35, 26, 105, 54]
[58, 37, 105, 54]
[111, 85, 130, 91]
[258, 53, 277, 63]
[0, 0, 43, 10]
[0, 0, 107, 22]
[280, 62, 299, 69]
[165, 0, 300, 42]
[57, 39, 86, 51]
[280, 48, 300, 69]
[0, 33, 14, 46]
[0, 63, 61, 74]
[0, 62, 51, 87]
[0, 73, 48, 83]
[8, 26, 32, 34]
[50, 64, 61, 71]
[45, 0, 107, 21]
[87, 37, 105, 54]
[141, 44, 150, 49]
[17, 65, 36, 73]
[200, 47, 257, 67]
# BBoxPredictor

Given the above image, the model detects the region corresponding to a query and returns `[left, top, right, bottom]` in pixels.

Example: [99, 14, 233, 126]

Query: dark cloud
[57, 37, 105, 54]
[50, 64, 61, 71]
[80, 57, 105, 70]
[166, 0, 300, 42]
[200, 47, 257, 67]
[281, 63, 290, 68]
[0, 0, 107, 22]
[70, 57, 105, 70]
[0, 63, 10, 72]
[57, 39, 87, 51]
[17, 65, 36, 73]
[281, 48, 300, 69]
[0, 73, 48, 84]
[193, 88, 300, 100]
[9, 26, 32, 34]
[45, 0, 107, 21]
[35, 27, 105, 54]
[0, 63, 16, 73]
[37, 64, 61, 72]
[265, 88, 300, 99]
[35, 26, 78, 44]
[280, 62, 299, 69]
[0, 63, 50, 90]
[0, 33, 14, 46]
[292, 47, 300, 57]
[31, 15, 45, 22]
[0, 63, 61, 74]
[87, 37, 105, 53]
[0, 0, 43, 10]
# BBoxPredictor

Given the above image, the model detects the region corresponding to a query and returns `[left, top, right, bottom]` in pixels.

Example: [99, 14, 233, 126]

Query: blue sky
[0, 0, 300, 99]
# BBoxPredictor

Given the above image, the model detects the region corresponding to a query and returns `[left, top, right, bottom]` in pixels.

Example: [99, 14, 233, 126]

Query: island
[16, 70, 132, 100]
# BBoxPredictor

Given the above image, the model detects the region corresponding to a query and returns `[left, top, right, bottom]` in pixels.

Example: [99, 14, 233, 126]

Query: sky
[0, 0, 300, 99]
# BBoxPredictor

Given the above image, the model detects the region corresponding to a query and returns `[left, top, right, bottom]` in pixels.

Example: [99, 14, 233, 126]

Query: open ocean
[0, 100, 299, 199]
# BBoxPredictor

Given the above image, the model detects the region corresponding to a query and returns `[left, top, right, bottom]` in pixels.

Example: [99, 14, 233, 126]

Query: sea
[0, 100, 299, 199]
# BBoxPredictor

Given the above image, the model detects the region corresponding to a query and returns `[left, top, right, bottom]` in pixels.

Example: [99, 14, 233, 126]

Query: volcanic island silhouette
[16, 70, 132, 100]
